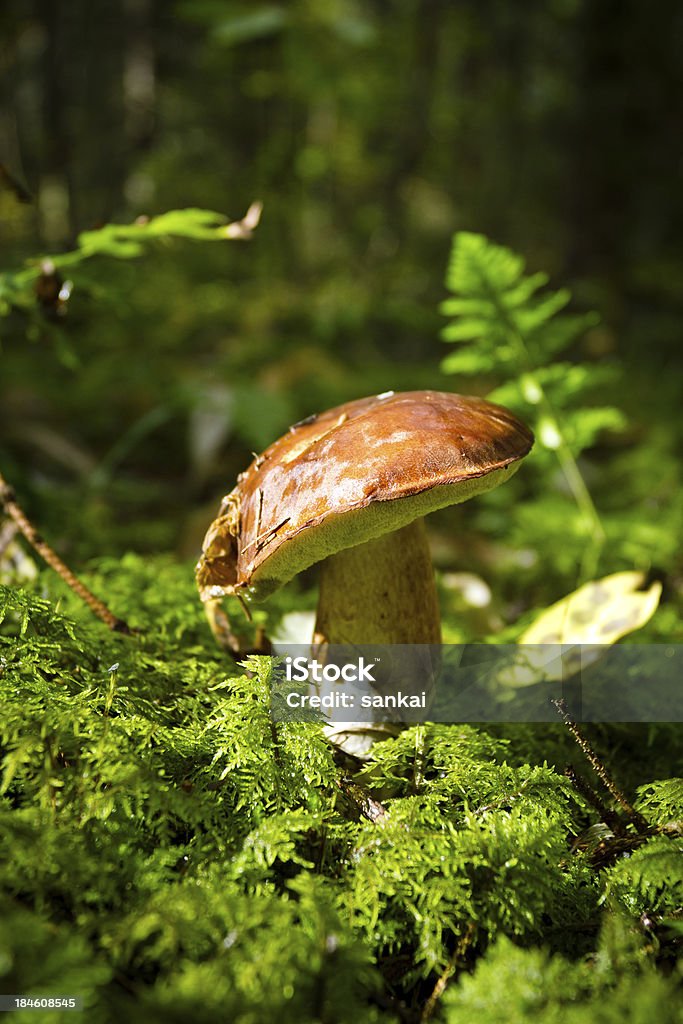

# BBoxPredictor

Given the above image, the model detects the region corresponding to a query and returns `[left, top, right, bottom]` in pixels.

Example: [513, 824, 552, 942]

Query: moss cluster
[1, 557, 681, 1022]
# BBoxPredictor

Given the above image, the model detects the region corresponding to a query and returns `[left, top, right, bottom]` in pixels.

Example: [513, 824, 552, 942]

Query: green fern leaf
[441, 233, 583, 363]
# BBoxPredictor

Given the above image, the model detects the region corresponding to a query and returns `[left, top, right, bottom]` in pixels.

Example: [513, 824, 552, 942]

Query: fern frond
[635, 778, 683, 825]
[439, 231, 624, 579]
[440, 232, 586, 367]
[605, 835, 683, 914]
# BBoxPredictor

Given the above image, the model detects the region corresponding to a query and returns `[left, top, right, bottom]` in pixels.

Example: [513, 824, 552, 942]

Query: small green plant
[0, 204, 261, 318]
[442, 920, 683, 1024]
[440, 232, 626, 582]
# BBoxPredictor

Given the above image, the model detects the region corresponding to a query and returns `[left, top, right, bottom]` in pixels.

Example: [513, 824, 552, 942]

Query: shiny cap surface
[196, 390, 533, 600]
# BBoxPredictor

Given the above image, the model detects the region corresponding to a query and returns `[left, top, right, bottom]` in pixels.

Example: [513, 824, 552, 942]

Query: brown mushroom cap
[196, 390, 533, 602]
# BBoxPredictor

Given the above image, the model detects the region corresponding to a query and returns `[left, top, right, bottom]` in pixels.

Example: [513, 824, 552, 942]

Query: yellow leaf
[499, 572, 662, 688]
[519, 571, 662, 646]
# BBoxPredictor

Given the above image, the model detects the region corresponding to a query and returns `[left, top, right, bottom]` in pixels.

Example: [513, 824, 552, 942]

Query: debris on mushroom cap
[196, 390, 534, 602]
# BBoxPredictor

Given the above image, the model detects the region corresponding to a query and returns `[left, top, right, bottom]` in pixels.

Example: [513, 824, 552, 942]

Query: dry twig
[0, 472, 130, 633]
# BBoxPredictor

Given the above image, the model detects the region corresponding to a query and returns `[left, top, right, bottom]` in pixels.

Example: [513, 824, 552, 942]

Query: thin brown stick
[563, 766, 625, 834]
[0, 472, 130, 633]
[551, 698, 649, 832]
[420, 921, 476, 1023]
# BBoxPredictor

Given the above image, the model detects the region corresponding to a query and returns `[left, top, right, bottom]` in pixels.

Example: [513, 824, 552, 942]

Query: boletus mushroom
[196, 390, 533, 650]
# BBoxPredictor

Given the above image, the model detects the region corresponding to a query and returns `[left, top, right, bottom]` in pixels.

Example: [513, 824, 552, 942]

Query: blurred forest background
[1, 0, 682, 622]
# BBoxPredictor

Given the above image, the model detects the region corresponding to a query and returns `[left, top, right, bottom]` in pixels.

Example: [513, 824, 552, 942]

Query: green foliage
[635, 778, 683, 826]
[605, 834, 683, 917]
[440, 233, 612, 576]
[0, 899, 112, 1018]
[442, 922, 683, 1024]
[0, 207, 254, 318]
[344, 771, 595, 977]
[1, 563, 681, 1019]
[439, 233, 683, 590]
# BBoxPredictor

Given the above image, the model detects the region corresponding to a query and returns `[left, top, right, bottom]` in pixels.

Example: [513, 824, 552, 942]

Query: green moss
[1, 558, 681, 1020]
[443, 923, 683, 1024]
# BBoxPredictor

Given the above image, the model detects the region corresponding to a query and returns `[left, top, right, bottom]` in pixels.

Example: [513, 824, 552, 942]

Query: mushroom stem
[313, 518, 441, 646]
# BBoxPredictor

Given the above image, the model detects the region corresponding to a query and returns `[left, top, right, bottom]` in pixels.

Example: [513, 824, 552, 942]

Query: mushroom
[196, 390, 533, 650]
